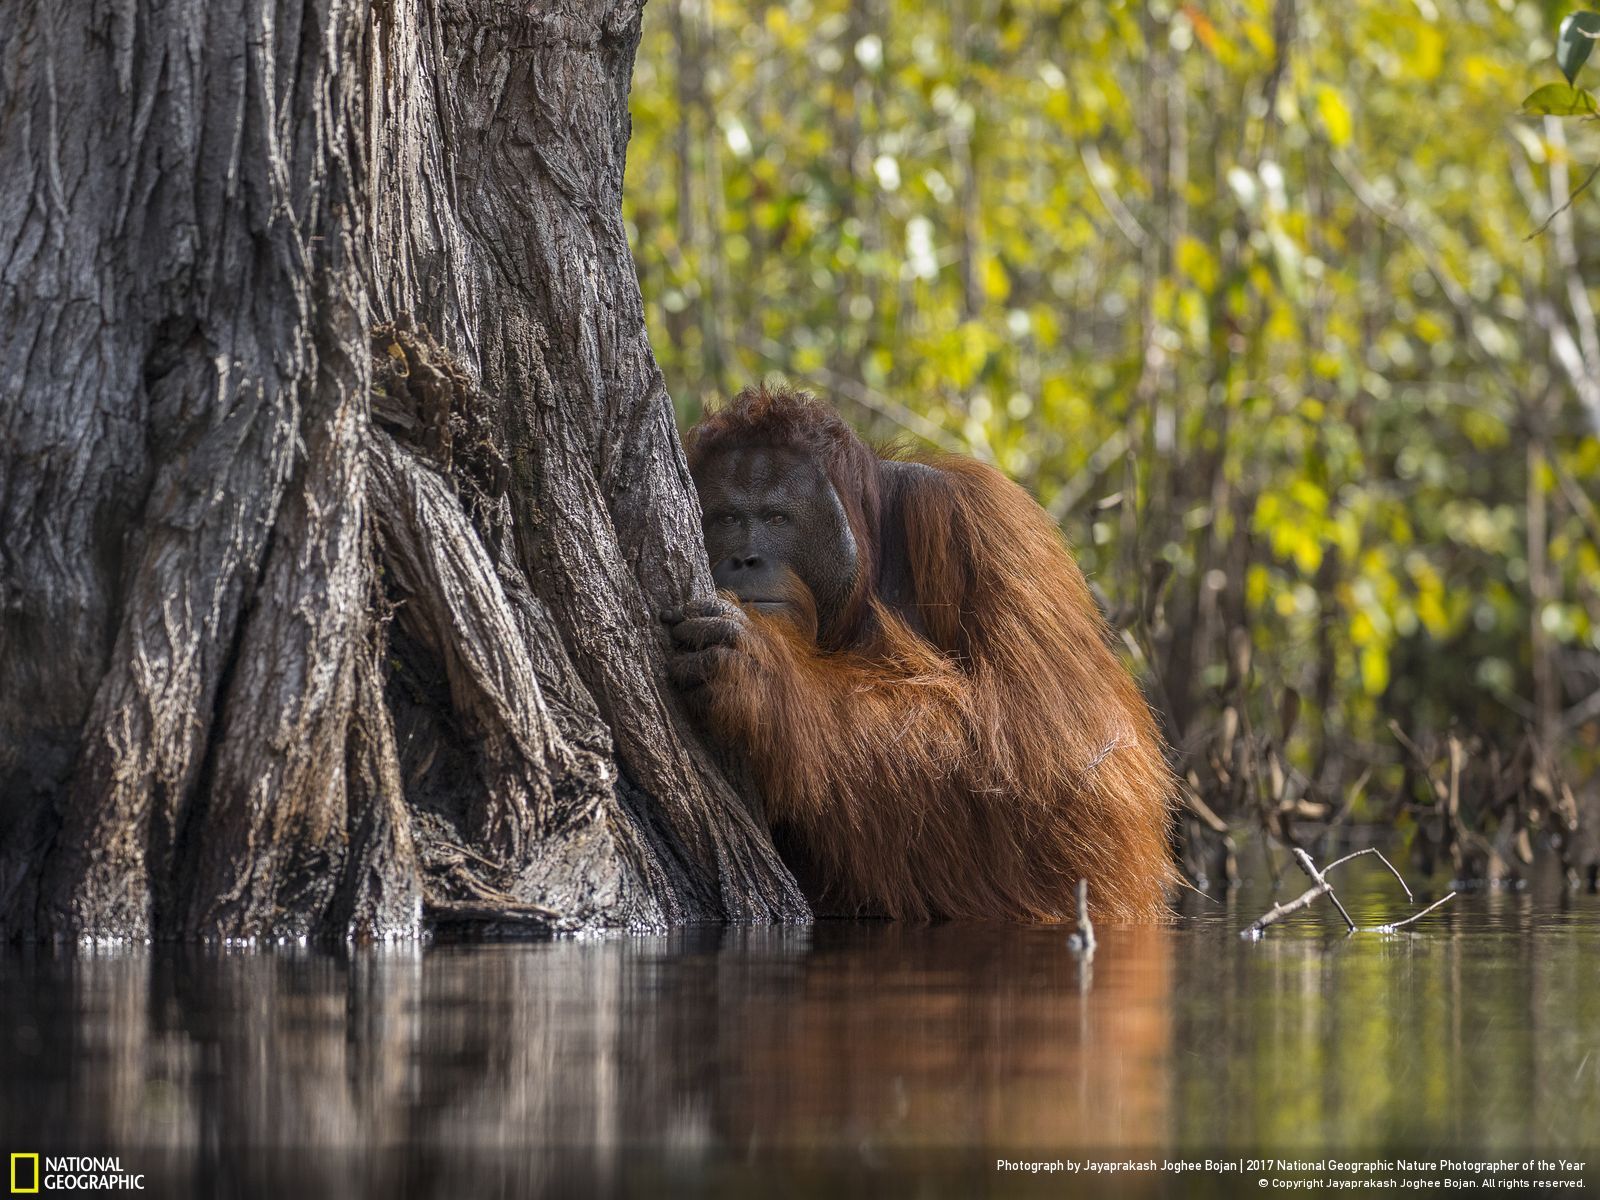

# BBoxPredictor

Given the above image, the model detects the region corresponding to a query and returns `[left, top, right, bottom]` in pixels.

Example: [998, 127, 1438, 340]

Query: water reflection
[1173, 865, 1600, 1157]
[1, 863, 1597, 1196]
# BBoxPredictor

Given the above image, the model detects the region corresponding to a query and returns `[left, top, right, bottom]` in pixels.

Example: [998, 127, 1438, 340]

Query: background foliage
[624, 0, 1600, 879]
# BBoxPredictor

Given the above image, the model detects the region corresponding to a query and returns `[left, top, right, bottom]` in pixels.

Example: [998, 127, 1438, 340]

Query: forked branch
[1241, 846, 1456, 940]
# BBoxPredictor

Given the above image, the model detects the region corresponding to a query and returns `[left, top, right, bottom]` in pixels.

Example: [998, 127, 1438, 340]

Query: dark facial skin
[691, 445, 859, 636]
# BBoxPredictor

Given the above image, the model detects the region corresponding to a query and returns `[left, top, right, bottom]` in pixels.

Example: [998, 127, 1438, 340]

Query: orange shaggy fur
[686, 385, 1176, 923]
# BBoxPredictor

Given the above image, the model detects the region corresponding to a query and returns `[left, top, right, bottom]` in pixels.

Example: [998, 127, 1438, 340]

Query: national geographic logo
[9, 1156, 144, 1192]
[9, 1156, 37, 1194]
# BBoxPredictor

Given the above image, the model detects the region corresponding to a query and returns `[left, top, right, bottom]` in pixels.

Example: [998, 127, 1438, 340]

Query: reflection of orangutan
[664, 384, 1175, 922]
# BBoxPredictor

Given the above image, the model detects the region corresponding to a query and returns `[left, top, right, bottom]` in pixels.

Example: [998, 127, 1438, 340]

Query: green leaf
[1556, 11, 1600, 85]
[1521, 82, 1599, 115]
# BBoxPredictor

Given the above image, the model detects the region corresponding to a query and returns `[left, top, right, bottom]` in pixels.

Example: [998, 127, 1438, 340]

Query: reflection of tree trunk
[1, 928, 1174, 1179]
[0, 0, 807, 942]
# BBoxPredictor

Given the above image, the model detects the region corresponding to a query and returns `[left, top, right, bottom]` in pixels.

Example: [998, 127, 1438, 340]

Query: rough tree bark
[0, 0, 809, 941]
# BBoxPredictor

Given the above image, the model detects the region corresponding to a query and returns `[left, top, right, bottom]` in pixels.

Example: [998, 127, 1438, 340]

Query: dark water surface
[3, 860, 1598, 1197]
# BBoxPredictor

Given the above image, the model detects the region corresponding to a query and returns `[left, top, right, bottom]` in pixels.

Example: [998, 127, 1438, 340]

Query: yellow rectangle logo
[9, 1153, 39, 1194]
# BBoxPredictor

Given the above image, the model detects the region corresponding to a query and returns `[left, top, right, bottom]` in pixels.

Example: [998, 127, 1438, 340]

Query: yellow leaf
[1316, 86, 1353, 148]
[1247, 564, 1271, 609]
[1293, 537, 1324, 576]
[1240, 20, 1275, 58]
[1409, 24, 1445, 82]
[1176, 235, 1219, 291]
[981, 256, 1011, 303]
[1360, 644, 1390, 696]
[1417, 590, 1450, 638]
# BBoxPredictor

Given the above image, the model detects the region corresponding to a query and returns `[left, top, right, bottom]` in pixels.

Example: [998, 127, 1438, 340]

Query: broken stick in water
[1367, 892, 1458, 932]
[1067, 878, 1095, 990]
[1290, 847, 1356, 931]
[1067, 878, 1095, 955]
[1240, 847, 1456, 940]
[1239, 876, 1333, 940]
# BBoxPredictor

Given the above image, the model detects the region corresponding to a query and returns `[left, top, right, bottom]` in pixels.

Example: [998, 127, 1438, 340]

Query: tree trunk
[0, 0, 808, 942]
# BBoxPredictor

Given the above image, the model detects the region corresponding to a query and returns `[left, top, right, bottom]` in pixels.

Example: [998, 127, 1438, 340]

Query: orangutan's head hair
[686, 382, 883, 638]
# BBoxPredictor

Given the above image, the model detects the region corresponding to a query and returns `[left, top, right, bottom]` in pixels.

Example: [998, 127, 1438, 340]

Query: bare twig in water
[1365, 892, 1457, 932]
[1291, 847, 1356, 932]
[1241, 847, 1455, 939]
[1240, 879, 1333, 940]
[1068, 878, 1096, 956]
[1068, 879, 1096, 991]
[1322, 846, 1413, 902]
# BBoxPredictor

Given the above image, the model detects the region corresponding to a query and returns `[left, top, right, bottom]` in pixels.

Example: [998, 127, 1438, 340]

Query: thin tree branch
[1524, 158, 1600, 241]
[1291, 847, 1356, 932]
[1068, 878, 1096, 956]
[1322, 845, 1413, 902]
[1078, 142, 1149, 249]
[1366, 892, 1457, 933]
[1242, 847, 1450, 939]
[1240, 880, 1332, 939]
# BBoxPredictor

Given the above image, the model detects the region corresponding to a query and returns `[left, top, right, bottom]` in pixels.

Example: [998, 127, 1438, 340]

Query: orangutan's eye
[765, 512, 788, 526]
